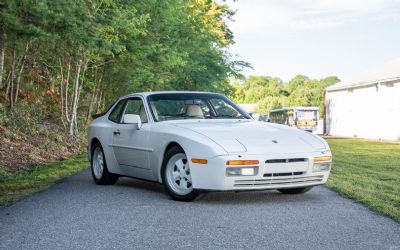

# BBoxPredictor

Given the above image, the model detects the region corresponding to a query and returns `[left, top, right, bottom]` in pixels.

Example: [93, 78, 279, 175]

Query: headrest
[186, 105, 204, 118]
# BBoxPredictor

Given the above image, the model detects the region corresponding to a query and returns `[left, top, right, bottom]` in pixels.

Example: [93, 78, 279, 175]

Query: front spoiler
[195, 184, 323, 193]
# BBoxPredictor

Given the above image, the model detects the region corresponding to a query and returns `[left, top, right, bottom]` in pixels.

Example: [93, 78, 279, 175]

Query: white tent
[325, 58, 400, 141]
[237, 103, 257, 113]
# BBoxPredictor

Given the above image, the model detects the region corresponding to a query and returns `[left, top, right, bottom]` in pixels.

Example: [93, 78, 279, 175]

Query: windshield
[147, 93, 251, 121]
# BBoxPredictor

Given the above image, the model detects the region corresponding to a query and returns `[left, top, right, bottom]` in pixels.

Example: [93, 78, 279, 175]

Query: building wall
[326, 82, 400, 141]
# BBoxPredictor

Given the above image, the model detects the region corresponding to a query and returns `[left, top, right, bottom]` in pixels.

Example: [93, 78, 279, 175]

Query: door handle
[113, 130, 120, 135]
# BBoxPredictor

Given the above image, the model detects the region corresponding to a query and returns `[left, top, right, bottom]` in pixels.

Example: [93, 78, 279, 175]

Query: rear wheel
[277, 187, 312, 194]
[162, 146, 198, 201]
[91, 142, 119, 185]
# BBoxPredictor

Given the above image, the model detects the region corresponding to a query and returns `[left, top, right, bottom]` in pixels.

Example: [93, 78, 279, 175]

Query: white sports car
[88, 91, 332, 201]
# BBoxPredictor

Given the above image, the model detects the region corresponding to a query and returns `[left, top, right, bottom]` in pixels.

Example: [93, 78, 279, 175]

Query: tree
[0, 0, 248, 135]
[237, 74, 339, 115]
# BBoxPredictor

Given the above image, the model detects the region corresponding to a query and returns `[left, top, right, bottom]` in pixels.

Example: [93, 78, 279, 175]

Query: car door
[103, 98, 128, 174]
[111, 97, 153, 180]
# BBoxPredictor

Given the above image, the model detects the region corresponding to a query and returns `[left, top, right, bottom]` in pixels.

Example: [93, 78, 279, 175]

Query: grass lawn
[0, 155, 88, 208]
[326, 138, 400, 223]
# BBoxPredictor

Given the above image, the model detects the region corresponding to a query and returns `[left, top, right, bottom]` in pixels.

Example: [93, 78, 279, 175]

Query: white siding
[326, 82, 400, 141]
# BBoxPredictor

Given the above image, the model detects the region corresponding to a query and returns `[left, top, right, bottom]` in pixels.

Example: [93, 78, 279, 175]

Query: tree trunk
[59, 57, 66, 128]
[5, 71, 11, 102]
[0, 30, 5, 89]
[0, 46, 4, 90]
[76, 60, 87, 132]
[86, 87, 96, 124]
[87, 69, 102, 123]
[9, 49, 16, 108]
[69, 60, 81, 135]
[96, 90, 103, 113]
[75, 84, 82, 133]
[86, 69, 97, 123]
[65, 59, 71, 123]
[101, 91, 105, 111]
[14, 43, 29, 104]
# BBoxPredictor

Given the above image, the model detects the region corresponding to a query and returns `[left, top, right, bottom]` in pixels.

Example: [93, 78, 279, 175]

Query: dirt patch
[0, 124, 85, 173]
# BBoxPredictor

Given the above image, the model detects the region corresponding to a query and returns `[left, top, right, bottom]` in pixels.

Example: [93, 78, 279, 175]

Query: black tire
[277, 186, 313, 194]
[91, 142, 119, 185]
[161, 146, 199, 202]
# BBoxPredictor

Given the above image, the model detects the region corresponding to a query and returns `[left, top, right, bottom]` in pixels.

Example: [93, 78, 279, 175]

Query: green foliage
[95, 0, 248, 99]
[326, 139, 400, 223]
[288, 75, 339, 114]
[231, 81, 245, 103]
[233, 75, 339, 115]
[0, 0, 249, 172]
[256, 96, 287, 113]
[0, 0, 246, 127]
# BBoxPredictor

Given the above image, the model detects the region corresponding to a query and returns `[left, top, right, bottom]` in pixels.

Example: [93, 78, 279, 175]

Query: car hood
[169, 120, 327, 154]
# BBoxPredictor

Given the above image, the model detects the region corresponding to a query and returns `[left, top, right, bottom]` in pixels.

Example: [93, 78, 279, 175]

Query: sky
[224, 0, 400, 81]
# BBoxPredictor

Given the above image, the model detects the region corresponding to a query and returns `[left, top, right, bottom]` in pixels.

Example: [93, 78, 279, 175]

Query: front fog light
[313, 162, 331, 172]
[226, 167, 258, 176]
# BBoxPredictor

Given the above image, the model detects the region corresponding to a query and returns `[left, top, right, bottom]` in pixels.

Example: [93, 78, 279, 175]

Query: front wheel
[91, 142, 119, 185]
[161, 146, 198, 201]
[277, 187, 313, 194]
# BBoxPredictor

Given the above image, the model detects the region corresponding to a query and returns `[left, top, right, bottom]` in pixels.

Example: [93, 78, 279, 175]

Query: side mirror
[122, 114, 142, 129]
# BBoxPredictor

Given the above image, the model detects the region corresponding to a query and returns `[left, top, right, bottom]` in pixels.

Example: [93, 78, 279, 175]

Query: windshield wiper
[213, 114, 245, 119]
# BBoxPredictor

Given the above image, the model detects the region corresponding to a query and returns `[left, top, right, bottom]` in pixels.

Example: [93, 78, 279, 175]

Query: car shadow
[115, 177, 165, 194]
[198, 190, 322, 205]
[114, 176, 323, 205]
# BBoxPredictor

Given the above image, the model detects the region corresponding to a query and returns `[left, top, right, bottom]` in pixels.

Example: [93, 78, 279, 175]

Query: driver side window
[124, 98, 148, 123]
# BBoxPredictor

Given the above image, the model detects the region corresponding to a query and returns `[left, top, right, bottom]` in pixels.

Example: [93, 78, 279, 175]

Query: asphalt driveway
[0, 169, 399, 250]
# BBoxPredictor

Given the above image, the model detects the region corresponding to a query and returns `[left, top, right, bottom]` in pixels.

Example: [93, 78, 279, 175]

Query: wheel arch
[88, 137, 101, 161]
[159, 141, 185, 183]
[164, 141, 185, 156]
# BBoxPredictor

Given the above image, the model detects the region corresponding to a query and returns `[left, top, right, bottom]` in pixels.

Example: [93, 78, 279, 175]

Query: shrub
[0, 103, 8, 125]
[6, 100, 44, 138]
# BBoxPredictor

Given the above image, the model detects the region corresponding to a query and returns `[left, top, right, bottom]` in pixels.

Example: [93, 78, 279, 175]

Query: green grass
[0, 155, 88, 207]
[326, 138, 400, 222]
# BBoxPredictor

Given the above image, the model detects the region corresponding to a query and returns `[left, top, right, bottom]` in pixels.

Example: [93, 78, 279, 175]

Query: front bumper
[189, 152, 331, 191]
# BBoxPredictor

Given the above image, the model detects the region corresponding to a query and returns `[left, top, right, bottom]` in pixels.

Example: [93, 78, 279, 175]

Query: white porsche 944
[88, 91, 332, 201]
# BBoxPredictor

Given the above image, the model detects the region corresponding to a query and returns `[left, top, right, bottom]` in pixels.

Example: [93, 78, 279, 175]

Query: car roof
[121, 91, 224, 99]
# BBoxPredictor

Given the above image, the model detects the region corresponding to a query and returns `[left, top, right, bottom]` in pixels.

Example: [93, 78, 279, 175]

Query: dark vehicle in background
[258, 114, 270, 122]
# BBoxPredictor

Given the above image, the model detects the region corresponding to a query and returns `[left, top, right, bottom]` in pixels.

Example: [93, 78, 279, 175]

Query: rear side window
[108, 99, 126, 123]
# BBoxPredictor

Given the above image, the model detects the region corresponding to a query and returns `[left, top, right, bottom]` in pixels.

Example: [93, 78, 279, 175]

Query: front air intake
[265, 158, 307, 164]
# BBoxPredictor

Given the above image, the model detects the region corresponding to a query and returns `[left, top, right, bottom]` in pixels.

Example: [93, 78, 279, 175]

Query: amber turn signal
[226, 160, 259, 166]
[313, 156, 332, 163]
[191, 158, 208, 164]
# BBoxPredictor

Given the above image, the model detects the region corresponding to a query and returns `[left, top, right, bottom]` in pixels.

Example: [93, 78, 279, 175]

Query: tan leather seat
[186, 105, 204, 118]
